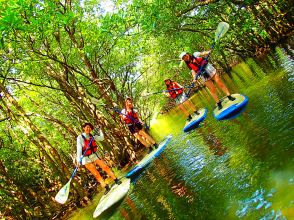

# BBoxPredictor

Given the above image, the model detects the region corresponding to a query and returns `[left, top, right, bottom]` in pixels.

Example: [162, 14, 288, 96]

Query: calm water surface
[68, 47, 294, 220]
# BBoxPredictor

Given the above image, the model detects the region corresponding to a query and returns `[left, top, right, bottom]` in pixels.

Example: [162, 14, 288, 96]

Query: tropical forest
[0, 0, 293, 219]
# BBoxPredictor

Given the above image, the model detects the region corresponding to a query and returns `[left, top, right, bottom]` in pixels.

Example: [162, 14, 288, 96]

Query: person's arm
[121, 109, 126, 122]
[76, 135, 83, 165]
[199, 49, 213, 57]
[191, 70, 197, 83]
[163, 86, 171, 97]
[163, 91, 170, 97]
[137, 115, 144, 125]
[174, 81, 183, 88]
[94, 126, 104, 141]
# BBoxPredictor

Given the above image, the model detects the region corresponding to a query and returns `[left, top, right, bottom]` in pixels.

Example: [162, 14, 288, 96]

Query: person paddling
[180, 50, 235, 110]
[164, 77, 200, 122]
[121, 97, 158, 154]
[76, 123, 121, 195]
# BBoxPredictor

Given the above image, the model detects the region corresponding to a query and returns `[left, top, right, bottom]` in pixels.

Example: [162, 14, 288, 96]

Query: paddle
[142, 85, 193, 98]
[186, 22, 230, 97]
[90, 98, 149, 129]
[55, 126, 100, 204]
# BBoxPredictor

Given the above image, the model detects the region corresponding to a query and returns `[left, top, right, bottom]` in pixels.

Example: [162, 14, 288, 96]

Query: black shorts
[127, 122, 143, 134]
[201, 70, 210, 79]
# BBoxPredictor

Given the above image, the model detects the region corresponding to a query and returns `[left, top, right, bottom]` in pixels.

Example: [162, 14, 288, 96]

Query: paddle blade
[179, 60, 185, 67]
[91, 98, 105, 106]
[215, 22, 229, 42]
[55, 180, 71, 204]
[141, 93, 151, 98]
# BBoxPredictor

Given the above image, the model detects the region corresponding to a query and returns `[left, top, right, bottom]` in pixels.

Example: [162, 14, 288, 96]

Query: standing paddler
[164, 77, 200, 122]
[121, 97, 158, 154]
[76, 123, 121, 195]
[180, 50, 235, 110]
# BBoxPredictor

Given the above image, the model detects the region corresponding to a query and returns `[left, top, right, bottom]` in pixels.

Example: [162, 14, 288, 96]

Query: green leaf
[0, 36, 4, 48]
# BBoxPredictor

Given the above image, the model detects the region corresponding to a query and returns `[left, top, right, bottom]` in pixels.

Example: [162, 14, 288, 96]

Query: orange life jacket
[188, 56, 208, 73]
[124, 108, 139, 124]
[81, 134, 98, 156]
[167, 82, 183, 99]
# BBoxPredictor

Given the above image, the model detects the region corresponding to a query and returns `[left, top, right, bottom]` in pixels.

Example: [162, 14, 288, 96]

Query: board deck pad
[125, 134, 173, 177]
[183, 108, 207, 132]
[93, 178, 131, 218]
[213, 93, 248, 120]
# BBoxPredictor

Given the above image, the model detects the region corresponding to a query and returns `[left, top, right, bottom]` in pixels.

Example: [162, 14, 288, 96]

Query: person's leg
[139, 129, 155, 144]
[95, 159, 116, 180]
[179, 103, 190, 116]
[204, 79, 223, 110]
[85, 163, 107, 187]
[184, 100, 197, 112]
[212, 73, 230, 96]
[134, 132, 150, 148]
[95, 158, 116, 179]
[212, 73, 235, 101]
[203, 80, 219, 103]
[95, 158, 122, 186]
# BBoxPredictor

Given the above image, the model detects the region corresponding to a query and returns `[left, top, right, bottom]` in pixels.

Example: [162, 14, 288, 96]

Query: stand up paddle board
[213, 93, 248, 120]
[93, 178, 131, 218]
[183, 108, 207, 132]
[125, 134, 172, 177]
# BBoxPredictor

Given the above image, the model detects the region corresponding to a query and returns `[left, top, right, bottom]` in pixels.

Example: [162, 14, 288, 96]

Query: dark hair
[82, 122, 94, 130]
[165, 80, 173, 89]
[184, 54, 192, 69]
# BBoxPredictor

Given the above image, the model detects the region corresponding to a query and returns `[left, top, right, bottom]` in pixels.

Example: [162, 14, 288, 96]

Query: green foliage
[0, 0, 292, 218]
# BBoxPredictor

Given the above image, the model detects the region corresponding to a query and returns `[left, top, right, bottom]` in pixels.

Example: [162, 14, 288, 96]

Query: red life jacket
[124, 108, 139, 124]
[81, 134, 98, 156]
[167, 82, 183, 99]
[188, 56, 208, 73]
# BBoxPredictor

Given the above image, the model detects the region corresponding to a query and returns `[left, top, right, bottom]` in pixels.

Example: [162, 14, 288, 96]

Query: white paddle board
[125, 134, 173, 177]
[213, 93, 248, 120]
[93, 178, 131, 218]
[183, 108, 207, 132]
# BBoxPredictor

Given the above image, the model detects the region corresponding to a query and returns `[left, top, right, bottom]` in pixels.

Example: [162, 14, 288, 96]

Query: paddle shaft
[100, 102, 149, 129]
[186, 23, 227, 97]
[144, 86, 193, 97]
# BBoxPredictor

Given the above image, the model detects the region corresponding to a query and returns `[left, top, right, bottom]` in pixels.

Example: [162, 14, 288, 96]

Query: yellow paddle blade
[215, 22, 230, 42]
[55, 179, 71, 204]
[141, 93, 151, 98]
[179, 60, 185, 67]
[90, 98, 105, 106]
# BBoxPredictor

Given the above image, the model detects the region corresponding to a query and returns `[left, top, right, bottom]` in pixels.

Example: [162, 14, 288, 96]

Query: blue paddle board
[213, 93, 248, 120]
[183, 108, 207, 132]
[93, 178, 131, 218]
[125, 134, 172, 177]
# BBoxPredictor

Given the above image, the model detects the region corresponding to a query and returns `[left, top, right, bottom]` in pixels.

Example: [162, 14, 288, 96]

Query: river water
[67, 47, 294, 220]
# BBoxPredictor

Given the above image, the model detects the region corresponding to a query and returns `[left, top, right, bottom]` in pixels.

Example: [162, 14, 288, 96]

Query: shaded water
[68, 47, 294, 220]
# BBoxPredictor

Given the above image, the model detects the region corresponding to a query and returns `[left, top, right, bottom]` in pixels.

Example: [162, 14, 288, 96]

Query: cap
[164, 77, 170, 81]
[180, 52, 187, 59]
